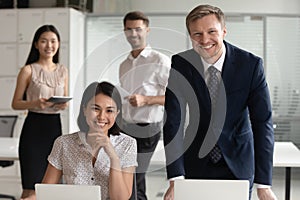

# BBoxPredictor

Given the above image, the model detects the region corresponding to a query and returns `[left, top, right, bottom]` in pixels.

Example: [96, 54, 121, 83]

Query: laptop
[174, 179, 249, 200]
[35, 184, 101, 200]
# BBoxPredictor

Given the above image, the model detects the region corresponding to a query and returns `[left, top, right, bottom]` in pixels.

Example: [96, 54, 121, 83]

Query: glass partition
[266, 16, 300, 144]
[85, 14, 300, 147]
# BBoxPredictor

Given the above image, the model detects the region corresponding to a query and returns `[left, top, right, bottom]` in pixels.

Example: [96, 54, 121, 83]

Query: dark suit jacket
[163, 41, 274, 186]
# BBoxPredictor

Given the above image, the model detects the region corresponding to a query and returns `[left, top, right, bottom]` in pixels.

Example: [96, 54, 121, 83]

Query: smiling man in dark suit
[163, 4, 277, 200]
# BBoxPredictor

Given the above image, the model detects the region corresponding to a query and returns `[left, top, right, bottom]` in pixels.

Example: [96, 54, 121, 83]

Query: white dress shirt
[119, 46, 171, 123]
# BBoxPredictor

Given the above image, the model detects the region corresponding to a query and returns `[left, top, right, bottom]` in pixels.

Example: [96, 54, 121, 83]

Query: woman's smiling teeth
[95, 121, 107, 127]
[45, 50, 53, 53]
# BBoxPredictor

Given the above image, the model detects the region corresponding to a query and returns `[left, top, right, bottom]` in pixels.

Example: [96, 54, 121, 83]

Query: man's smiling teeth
[201, 44, 213, 49]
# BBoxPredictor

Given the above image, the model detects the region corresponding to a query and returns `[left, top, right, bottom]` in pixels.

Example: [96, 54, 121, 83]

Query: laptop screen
[174, 179, 249, 200]
[35, 184, 101, 200]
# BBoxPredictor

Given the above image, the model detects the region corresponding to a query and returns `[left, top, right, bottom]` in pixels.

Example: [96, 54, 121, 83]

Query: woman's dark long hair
[77, 81, 122, 136]
[25, 24, 61, 65]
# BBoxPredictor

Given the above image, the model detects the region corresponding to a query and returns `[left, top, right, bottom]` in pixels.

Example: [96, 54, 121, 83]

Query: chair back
[0, 115, 18, 138]
[0, 115, 18, 167]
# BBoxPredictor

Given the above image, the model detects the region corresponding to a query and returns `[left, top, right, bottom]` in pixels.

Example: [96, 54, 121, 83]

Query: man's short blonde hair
[186, 4, 225, 34]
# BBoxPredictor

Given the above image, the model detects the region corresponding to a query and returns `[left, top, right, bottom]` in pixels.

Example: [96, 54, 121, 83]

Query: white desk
[151, 141, 300, 200]
[1, 138, 300, 200]
[273, 142, 300, 200]
[0, 137, 19, 160]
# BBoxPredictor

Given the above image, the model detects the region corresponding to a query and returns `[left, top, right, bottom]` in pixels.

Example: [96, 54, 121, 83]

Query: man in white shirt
[119, 11, 171, 200]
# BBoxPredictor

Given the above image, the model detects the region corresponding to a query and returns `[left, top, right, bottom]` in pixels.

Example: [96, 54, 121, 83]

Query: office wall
[93, 0, 300, 15]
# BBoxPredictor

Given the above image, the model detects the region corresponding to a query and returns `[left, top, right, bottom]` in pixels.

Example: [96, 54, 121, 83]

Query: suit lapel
[221, 42, 237, 91]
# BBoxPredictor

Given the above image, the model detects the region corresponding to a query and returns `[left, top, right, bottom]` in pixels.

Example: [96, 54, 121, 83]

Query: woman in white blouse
[24, 81, 138, 200]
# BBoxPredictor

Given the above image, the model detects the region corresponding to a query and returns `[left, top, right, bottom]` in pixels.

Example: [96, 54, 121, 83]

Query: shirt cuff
[256, 183, 271, 189]
[169, 176, 185, 181]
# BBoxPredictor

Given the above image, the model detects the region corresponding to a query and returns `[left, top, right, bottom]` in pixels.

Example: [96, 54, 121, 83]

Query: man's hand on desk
[164, 180, 174, 200]
[257, 188, 278, 200]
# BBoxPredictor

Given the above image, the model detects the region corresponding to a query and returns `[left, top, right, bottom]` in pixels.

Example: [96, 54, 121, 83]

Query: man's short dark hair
[123, 11, 150, 27]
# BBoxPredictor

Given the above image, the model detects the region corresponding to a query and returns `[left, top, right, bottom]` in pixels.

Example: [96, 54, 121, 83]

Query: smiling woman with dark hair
[11, 24, 69, 200]
[22, 81, 138, 200]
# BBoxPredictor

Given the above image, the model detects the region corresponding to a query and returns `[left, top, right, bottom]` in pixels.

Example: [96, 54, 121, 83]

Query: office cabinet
[0, 44, 17, 76]
[0, 78, 16, 110]
[18, 10, 44, 43]
[0, 10, 17, 43]
[17, 43, 31, 68]
[44, 9, 69, 41]
[0, 10, 18, 76]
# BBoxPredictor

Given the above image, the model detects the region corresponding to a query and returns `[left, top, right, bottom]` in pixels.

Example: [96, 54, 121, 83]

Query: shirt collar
[77, 131, 87, 146]
[128, 45, 152, 60]
[201, 43, 226, 73]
